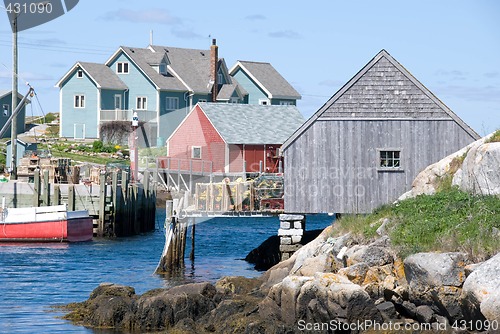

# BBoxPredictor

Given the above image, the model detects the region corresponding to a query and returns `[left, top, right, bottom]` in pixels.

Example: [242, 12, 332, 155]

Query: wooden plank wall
[284, 119, 476, 214]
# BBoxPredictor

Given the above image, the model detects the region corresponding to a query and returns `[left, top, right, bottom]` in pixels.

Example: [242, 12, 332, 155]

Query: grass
[334, 187, 500, 262]
[485, 129, 500, 143]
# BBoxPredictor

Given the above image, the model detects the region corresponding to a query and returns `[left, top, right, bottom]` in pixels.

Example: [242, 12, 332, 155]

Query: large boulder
[404, 252, 469, 289]
[461, 252, 500, 325]
[263, 273, 383, 328]
[399, 133, 496, 200]
[404, 252, 469, 321]
[454, 142, 500, 196]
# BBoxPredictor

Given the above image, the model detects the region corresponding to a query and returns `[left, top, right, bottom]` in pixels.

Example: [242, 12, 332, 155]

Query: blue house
[56, 40, 300, 146]
[0, 90, 26, 139]
[229, 61, 301, 106]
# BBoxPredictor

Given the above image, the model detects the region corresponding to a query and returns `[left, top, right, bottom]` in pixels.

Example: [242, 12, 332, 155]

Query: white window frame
[2, 104, 9, 117]
[77, 69, 83, 78]
[166, 97, 179, 111]
[116, 62, 129, 74]
[377, 148, 403, 171]
[279, 101, 293, 105]
[192, 146, 202, 159]
[74, 95, 85, 108]
[259, 99, 270, 106]
[230, 97, 239, 103]
[136, 96, 147, 110]
[114, 95, 122, 110]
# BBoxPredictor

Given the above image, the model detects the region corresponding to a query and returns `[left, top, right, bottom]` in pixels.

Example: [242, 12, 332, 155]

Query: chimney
[211, 38, 218, 102]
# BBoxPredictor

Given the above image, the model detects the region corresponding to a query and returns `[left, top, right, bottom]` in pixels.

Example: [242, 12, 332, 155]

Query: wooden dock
[0, 169, 157, 237]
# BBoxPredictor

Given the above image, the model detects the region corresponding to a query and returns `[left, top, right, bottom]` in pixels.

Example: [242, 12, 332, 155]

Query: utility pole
[10, 12, 18, 180]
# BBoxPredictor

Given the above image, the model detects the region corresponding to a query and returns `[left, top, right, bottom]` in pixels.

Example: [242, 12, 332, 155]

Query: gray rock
[376, 301, 398, 321]
[461, 252, 500, 323]
[481, 294, 500, 323]
[345, 244, 393, 267]
[456, 142, 500, 195]
[404, 252, 469, 289]
[415, 305, 434, 324]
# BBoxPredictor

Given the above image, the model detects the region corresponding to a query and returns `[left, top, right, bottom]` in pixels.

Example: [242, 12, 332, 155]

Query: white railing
[100, 110, 158, 123]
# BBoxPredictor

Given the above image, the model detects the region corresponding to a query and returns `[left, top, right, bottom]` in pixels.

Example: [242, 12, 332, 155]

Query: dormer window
[77, 69, 83, 78]
[117, 62, 129, 74]
[159, 64, 167, 75]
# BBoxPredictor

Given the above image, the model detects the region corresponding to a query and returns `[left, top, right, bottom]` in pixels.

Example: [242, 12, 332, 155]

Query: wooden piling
[189, 219, 195, 261]
[33, 170, 40, 207]
[42, 170, 49, 206]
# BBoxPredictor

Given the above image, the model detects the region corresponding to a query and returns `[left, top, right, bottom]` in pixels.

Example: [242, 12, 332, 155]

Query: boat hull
[0, 205, 93, 242]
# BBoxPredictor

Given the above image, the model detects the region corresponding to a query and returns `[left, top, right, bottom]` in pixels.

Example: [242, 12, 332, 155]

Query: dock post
[68, 185, 75, 211]
[42, 169, 50, 206]
[98, 172, 106, 237]
[53, 185, 60, 205]
[33, 169, 40, 207]
[111, 171, 119, 236]
[189, 218, 195, 261]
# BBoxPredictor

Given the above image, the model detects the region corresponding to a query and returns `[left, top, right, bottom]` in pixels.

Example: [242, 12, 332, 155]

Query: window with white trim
[166, 97, 179, 110]
[198, 99, 207, 103]
[117, 62, 129, 74]
[259, 99, 270, 105]
[379, 150, 401, 169]
[77, 69, 83, 78]
[136, 97, 147, 110]
[230, 97, 239, 103]
[74, 95, 85, 108]
[280, 101, 293, 105]
[192, 146, 202, 159]
[2, 104, 9, 117]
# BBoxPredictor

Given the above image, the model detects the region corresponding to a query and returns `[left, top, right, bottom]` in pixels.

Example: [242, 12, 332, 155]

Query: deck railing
[100, 109, 157, 123]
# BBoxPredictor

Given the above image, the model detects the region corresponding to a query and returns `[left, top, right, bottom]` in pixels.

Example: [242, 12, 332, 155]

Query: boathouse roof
[198, 102, 305, 144]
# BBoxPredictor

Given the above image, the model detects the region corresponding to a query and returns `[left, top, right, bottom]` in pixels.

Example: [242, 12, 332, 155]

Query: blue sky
[0, 0, 498, 135]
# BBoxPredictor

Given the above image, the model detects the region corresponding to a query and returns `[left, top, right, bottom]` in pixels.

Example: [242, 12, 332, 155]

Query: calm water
[0, 212, 333, 333]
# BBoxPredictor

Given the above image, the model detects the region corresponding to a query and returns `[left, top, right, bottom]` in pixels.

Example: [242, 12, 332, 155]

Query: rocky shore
[62, 132, 500, 333]
[62, 224, 500, 333]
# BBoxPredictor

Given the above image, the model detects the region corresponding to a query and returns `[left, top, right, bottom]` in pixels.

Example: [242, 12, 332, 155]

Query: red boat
[0, 205, 93, 242]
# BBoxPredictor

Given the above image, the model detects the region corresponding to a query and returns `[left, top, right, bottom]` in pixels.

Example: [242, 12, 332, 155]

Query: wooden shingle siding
[284, 119, 475, 214]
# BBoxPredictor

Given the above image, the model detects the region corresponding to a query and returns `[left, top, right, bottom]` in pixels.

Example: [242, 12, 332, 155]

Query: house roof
[0, 90, 24, 100]
[198, 102, 305, 144]
[282, 49, 480, 151]
[229, 61, 301, 100]
[55, 62, 128, 90]
[116, 46, 188, 92]
[79, 62, 128, 90]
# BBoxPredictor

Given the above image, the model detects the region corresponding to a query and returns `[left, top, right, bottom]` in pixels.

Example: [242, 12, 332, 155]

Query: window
[280, 101, 293, 106]
[114, 95, 122, 110]
[117, 62, 129, 74]
[166, 97, 179, 110]
[2, 104, 9, 117]
[379, 150, 401, 169]
[74, 95, 85, 108]
[259, 99, 270, 105]
[159, 64, 167, 75]
[198, 99, 207, 103]
[192, 146, 202, 159]
[136, 97, 147, 110]
[217, 73, 224, 84]
[230, 97, 239, 103]
[77, 69, 83, 78]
